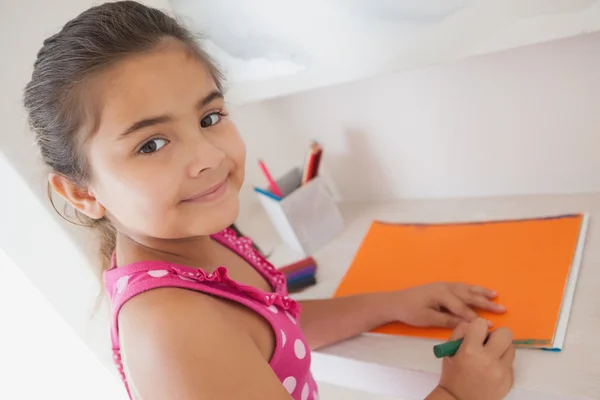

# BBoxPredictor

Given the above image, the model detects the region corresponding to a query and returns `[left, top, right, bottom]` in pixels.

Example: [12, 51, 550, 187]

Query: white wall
[230, 102, 306, 216]
[236, 32, 600, 205]
[0, 248, 127, 399]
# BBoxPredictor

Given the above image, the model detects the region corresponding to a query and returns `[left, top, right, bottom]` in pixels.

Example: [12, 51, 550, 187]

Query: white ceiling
[170, 0, 600, 103]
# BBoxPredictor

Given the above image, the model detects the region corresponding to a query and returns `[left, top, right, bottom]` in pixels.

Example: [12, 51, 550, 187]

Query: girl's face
[84, 40, 245, 239]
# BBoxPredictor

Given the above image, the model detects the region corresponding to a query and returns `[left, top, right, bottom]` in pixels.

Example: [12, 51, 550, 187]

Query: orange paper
[334, 215, 585, 342]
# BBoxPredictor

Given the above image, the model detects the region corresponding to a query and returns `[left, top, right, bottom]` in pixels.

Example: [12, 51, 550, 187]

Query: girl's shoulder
[114, 286, 285, 400]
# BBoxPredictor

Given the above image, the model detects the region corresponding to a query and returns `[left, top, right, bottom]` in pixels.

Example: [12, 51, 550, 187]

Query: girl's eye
[200, 112, 224, 128]
[138, 138, 168, 154]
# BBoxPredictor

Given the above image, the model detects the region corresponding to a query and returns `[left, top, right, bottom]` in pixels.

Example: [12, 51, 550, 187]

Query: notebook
[334, 214, 589, 350]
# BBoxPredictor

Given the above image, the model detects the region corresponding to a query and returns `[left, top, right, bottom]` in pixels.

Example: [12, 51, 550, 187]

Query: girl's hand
[386, 282, 506, 328]
[435, 319, 515, 400]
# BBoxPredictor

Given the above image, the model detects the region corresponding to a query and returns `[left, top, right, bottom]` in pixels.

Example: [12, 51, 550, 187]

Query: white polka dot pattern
[116, 275, 129, 294]
[281, 330, 287, 347]
[301, 383, 309, 400]
[148, 269, 168, 278]
[283, 376, 297, 394]
[268, 304, 279, 313]
[286, 311, 297, 325]
[294, 339, 306, 360]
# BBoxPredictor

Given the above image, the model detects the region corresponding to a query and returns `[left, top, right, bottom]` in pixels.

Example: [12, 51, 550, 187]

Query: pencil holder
[255, 169, 343, 255]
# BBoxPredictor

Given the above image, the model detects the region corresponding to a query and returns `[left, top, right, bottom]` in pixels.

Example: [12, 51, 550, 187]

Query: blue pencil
[253, 186, 282, 201]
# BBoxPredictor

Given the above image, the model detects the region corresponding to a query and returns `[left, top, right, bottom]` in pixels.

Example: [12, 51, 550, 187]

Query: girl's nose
[185, 133, 226, 178]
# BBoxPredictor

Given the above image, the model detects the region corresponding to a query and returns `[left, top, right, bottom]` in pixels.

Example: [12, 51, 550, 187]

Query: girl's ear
[48, 173, 106, 220]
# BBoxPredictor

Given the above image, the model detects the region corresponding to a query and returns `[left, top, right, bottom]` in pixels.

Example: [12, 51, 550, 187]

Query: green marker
[434, 338, 467, 358]
[433, 337, 550, 358]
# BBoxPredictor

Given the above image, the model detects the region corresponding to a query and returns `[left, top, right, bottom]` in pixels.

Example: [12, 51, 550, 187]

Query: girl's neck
[115, 232, 219, 270]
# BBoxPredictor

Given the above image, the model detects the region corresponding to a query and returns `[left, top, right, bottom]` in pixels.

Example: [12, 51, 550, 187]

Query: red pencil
[309, 145, 322, 180]
[258, 159, 283, 197]
[302, 142, 322, 185]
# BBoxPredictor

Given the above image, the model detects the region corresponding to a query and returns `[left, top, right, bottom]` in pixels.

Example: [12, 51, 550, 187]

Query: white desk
[244, 194, 600, 400]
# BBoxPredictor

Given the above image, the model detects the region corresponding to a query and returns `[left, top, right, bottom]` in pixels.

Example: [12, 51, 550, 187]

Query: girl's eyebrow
[118, 90, 224, 139]
[119, 115, 173, 139]
[196, 90, 223, 110]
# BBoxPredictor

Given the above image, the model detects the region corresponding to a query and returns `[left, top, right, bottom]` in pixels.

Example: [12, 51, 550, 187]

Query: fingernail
[487, 320, 493, 327]
[496, 304, 506, 312]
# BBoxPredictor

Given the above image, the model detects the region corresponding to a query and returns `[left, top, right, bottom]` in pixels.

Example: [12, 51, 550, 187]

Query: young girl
[24, 2, 515, 399]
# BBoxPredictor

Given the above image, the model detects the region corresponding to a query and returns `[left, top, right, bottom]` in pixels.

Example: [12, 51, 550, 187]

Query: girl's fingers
[427, 310, 464, 329]
[448, 321, 470, 341]
[501, 342, 517, 366]
[462, 318, 490, 349]
[440, 291, 478, 321]
[485, 327, 514, 358]
[469, 285, 498, 299]
[466, 294, 506, 314]
[454, 284, 505, 313]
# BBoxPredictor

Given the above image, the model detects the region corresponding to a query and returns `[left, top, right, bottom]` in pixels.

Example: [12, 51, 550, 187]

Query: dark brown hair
[24, 1, 225, 273]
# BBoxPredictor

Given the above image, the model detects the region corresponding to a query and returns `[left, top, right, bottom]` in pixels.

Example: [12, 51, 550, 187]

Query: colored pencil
[258, 159, 283, 197]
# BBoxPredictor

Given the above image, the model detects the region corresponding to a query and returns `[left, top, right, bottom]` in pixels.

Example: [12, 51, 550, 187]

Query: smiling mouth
[181, 179, 228, 203]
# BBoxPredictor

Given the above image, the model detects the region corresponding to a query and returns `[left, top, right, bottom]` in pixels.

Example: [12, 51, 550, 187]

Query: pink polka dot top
[104, 227, 318, 400]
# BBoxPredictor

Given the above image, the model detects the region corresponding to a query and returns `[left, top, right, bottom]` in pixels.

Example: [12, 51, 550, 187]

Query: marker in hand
[434, 335, 549, 358]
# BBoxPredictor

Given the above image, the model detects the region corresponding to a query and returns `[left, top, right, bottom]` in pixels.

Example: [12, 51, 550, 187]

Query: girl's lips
[182, 179, 228, 203]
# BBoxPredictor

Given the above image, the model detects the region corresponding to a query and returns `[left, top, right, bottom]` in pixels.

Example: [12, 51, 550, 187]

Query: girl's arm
[118, 288, 293, 400]
[426, 387, 459, 400]
[299, 293, 388, 349]
[299, 282, 503, 349]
